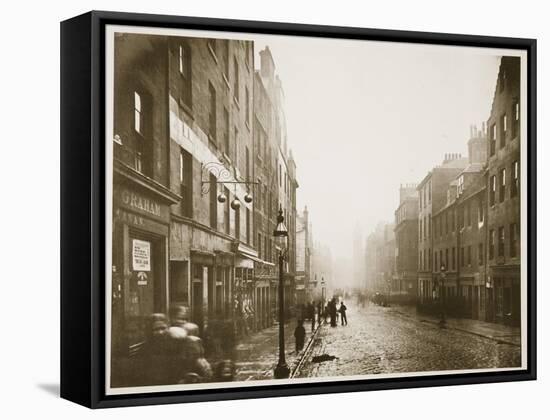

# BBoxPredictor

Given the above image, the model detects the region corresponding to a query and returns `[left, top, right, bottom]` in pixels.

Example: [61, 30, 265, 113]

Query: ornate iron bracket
[200, 160, 259, 195]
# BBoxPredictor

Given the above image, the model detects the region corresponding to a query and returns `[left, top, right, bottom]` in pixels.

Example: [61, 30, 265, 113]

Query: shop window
[170, 261, 189, 305]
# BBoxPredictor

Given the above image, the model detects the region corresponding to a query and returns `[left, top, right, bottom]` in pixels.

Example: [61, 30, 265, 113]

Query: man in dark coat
[294, 319, 306, 353]
[339, 301, 348, 326]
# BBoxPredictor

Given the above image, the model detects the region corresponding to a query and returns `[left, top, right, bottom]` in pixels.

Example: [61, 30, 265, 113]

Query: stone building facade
[485, 56, 521, 325]
[393, 184, 419, 301]
[111, 34, 300, 367]
[432, 127, 488, 318]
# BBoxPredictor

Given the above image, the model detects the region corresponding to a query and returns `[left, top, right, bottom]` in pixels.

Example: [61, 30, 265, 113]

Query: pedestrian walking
[339, 301, 348, 326]
[294, 319, 306, 353]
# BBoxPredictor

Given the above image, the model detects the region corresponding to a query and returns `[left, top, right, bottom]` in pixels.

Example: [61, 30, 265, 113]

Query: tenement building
[417, 153, 468, 303]
[486, 56, 521, 325]
[253, 46, 299, 325]
[112, 33, 303, 371]
[432, 126, 488, 319]
[393, 184, 419, 302]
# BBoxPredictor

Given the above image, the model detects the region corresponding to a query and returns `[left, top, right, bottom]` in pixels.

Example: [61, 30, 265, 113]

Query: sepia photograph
[104, 24, 528, 396]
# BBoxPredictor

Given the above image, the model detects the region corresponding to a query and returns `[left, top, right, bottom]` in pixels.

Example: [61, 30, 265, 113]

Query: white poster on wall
[132, 239, 151, 271]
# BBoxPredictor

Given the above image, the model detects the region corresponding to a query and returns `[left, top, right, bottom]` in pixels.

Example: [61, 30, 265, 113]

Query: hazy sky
[253, 35, 500, 259]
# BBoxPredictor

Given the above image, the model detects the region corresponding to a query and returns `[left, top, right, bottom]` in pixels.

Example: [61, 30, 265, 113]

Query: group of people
[293, 298, 349, 353]
[129, 306, 235, 386]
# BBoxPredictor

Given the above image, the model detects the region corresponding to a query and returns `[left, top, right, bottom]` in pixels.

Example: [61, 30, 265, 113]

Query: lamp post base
[274, 363, 290, 379]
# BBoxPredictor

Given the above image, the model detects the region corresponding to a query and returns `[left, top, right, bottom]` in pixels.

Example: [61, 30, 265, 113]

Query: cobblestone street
[232, 318, 317, 382]
[296, 303, 521, 378]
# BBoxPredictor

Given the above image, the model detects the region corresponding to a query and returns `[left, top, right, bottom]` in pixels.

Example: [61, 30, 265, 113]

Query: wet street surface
[232, 318, 317, 381]
[296, 303, 521, 378]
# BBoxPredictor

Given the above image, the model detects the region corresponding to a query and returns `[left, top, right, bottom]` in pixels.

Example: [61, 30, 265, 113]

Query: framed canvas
[60, 11, 537, 408]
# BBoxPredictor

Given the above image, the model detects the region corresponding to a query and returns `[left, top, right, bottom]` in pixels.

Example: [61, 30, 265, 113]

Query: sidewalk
[232, 318, 319, 381]
[391, 305, 521, 346]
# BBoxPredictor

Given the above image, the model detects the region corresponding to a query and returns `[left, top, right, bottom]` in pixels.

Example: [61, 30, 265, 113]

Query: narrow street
[295, 303, 521, 378]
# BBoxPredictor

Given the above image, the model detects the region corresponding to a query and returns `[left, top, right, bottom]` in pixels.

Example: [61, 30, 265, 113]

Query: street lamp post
[439, 264, 447, 328]
[273, 207, 290, 379]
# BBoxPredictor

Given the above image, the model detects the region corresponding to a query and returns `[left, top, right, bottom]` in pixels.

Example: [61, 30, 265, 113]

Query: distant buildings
[393, 184, 419, 301]
[364, 56, 521, 326]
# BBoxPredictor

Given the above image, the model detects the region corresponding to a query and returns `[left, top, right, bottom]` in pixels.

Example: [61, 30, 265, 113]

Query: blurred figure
[169, 305, 199, 336]
[136, 313, 169, 386]
[339, 301, 348, 326]
[294, 319, 306, 353]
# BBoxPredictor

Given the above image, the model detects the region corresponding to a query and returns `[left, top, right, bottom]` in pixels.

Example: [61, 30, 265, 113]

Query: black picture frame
[60, 10, 537, 409]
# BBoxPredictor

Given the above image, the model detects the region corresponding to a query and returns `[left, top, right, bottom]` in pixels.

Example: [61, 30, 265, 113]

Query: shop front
[111, 168, 179, 368]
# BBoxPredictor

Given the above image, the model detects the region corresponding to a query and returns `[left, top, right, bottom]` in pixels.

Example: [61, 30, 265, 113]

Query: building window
[176, 43, 192, 108]
[499, 168, 506, 203]
[490, 175, 496, 206]
[490, 123, 497, 156]
[500, 113, 507, 148]
[510, 223, 518, 258]
[489, 229, 495, 259]
[511, 161, 519, 197]
[460, 247, 465, 267]
[210, 174, 218, 229]
[478, 243, 484, 265]
[246, 208, 251, 244]
[134, 91, 142, 134]
[235, 206, 241, 240]
[478, 198, 484, 224]
[466, 202, 471, 227]
[233, 57, 239, 101]
[498, 226, 505, 257]
[512, 100, 520, 138]
[467, 245, 472, 266]
[208, 82, 217, 141]
[445, 249, 449, 269]
[179, 148, 193, 218]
